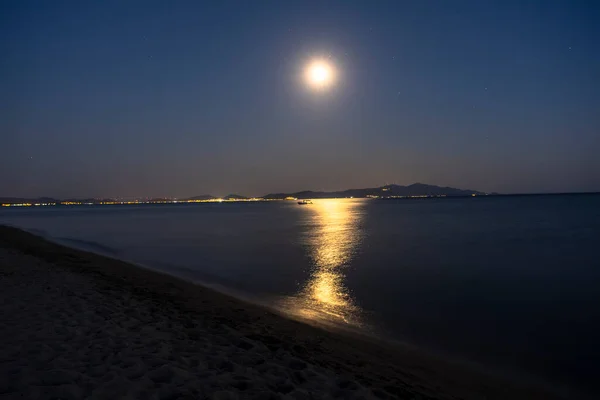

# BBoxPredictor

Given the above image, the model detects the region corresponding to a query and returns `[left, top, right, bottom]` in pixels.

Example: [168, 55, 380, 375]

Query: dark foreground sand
[0, 225, 564, 399]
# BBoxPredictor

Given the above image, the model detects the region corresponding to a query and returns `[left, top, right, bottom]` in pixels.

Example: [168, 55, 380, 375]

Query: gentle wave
[55, 237, 120, 256]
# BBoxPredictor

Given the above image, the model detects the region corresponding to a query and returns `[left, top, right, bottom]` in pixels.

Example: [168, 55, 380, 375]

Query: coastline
[0, 225, 569, 399]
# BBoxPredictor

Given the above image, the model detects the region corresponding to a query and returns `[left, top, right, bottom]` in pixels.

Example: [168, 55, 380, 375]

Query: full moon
[305, 60, 336, 90]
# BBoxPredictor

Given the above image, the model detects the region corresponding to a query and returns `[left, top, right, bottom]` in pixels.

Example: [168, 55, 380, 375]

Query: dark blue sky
[1, 0, 598, 197]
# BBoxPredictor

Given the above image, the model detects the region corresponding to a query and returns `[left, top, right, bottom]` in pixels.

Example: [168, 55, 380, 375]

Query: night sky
[1, 0, 599, 198]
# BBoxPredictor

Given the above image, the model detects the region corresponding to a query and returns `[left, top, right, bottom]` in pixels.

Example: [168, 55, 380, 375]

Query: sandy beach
[0, 225, 565, 400]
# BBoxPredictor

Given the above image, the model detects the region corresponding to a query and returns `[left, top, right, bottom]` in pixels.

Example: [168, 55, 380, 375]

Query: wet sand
[0, 225, 564, 399]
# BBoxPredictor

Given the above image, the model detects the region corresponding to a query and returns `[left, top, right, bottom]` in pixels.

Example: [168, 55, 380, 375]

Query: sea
[1, 194, 599, 396]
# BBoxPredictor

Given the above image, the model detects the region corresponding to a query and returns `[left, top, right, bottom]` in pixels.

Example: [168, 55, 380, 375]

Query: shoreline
[0, 225, 574, 399]
[28, 226, 575, 394]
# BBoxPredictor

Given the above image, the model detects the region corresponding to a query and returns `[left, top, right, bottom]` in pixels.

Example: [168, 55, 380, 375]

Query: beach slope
[0, 225, 561, 399]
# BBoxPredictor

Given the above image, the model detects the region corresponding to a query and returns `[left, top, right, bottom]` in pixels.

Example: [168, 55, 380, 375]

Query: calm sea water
[2, 195, 599, 395]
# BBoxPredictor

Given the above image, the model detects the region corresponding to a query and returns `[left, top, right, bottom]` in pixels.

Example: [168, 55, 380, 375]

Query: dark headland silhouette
[260, 183, 486, 200]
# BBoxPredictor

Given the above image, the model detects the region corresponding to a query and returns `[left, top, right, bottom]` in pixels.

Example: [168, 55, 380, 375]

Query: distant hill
[185, 195, 216, 201]
[261, 183, 486, 199]
[223, 194, 248, 200]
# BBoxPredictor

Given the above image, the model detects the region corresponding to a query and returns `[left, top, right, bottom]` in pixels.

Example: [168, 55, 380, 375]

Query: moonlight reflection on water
[283, 199, 365, 327]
